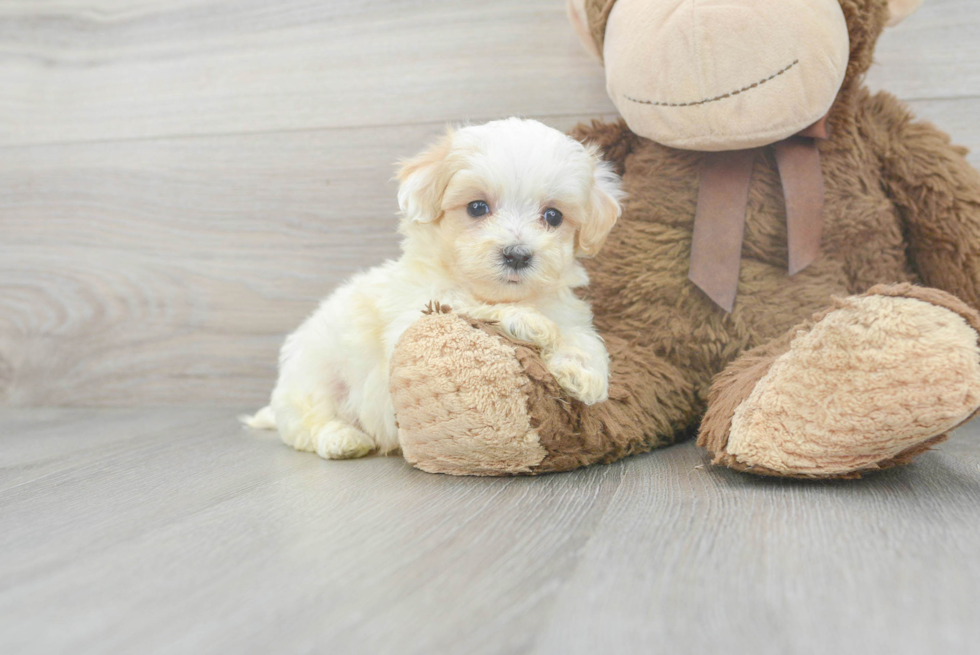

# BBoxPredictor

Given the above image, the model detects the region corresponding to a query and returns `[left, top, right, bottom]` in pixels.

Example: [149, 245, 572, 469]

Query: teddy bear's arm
[863, 90, 980, 308]
[390, 311, 699, 475]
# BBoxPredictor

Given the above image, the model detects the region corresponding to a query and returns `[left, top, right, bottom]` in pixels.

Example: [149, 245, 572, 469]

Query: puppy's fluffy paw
[464, 305, 560, 350]
[315, 421, 376, 460]
[545, 353, 609, 405]
[498, 307, 561, 350]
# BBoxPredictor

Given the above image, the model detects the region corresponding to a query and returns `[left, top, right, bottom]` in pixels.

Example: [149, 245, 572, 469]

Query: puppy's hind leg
[272, 389, 376, 460]
[315, 420, 376, 460]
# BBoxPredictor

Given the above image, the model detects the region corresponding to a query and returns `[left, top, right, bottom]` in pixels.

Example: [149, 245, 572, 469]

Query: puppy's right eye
[466, 200, 490, 218]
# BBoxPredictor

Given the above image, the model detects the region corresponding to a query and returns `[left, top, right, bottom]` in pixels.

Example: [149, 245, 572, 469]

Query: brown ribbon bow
[581, 0, 828, 312]
[688, 116, 829, 312]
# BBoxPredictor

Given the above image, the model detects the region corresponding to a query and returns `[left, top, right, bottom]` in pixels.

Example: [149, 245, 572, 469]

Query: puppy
[247, 118, 623, 460]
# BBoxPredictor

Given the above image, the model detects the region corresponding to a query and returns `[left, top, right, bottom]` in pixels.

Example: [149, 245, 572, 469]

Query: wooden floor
[1, 408, 979, 655]
[3, 0, 980, 653]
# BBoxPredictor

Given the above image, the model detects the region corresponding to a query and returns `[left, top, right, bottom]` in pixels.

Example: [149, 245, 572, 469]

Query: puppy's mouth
[502, 271, 525, 285]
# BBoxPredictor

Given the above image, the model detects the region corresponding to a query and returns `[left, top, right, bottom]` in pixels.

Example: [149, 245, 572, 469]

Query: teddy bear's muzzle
[594, 0, 851, 151]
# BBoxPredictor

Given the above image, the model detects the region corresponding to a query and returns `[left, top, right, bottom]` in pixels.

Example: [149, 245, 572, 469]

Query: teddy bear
[386, 0, 980, 478]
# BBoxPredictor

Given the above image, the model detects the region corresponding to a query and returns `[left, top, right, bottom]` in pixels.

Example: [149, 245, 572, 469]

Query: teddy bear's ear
[887, 0, 924, 26]
[566, 0, 601, 60]
[576, 157, 624, 258]
[396, 129, 456, 225]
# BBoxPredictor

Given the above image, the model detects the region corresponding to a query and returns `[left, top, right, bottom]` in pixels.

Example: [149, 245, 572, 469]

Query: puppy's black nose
[501, 245, 533, 270]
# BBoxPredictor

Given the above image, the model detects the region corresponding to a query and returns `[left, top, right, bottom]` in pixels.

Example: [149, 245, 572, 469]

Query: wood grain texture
[0, 0, 615, 146]
[2, 407, 979, 654]
[0, 123, 412, 406]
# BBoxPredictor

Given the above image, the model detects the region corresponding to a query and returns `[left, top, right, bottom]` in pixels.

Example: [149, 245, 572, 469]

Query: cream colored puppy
[247, 118, 623, 460]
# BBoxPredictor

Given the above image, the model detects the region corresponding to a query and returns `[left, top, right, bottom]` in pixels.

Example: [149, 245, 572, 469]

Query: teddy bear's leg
[699, 284, 980, 478]
[389, 310, 699, 476]
[866, 91, 980, 308]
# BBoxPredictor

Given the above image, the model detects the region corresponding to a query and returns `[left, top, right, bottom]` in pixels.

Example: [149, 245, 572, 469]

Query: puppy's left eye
[543, 208, 563, 228]
[467, 200, 490, 218]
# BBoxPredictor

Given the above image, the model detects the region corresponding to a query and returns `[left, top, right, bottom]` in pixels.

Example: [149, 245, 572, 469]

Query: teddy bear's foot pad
[389, 311, 548, 476]
[703, 285, 980, 478]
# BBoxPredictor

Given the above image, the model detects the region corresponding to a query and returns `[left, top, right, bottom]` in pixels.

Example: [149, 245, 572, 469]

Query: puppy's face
[397, 118, 623, 303]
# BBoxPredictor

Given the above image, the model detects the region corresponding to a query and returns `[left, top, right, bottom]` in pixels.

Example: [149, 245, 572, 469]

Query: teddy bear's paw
[545, 353, 609, 405]
[390, 311, 550, 475]
[708, 287, 980, 478]
[314, 421, 376, 460]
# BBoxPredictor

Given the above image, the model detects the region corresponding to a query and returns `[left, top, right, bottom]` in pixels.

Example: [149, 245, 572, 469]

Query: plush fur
[247, 118, 622, 459]
[390, 0, 980, 477]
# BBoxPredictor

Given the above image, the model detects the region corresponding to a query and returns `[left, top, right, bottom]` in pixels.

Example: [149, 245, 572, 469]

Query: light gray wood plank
[2, 408, 980, 654]
[531, 420, 980, 655]
[0, 114, 616, 407]
[0, 0, 615, 147]
[865, 0, 980, 100]
[0, 407, 233, 491]
[1, 0, 975, 147]
[0, 407, 622, 655]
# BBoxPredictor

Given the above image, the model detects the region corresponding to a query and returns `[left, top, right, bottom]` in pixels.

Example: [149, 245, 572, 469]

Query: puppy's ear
[397, 129, 456, 224]
[576, 157, 623, 258]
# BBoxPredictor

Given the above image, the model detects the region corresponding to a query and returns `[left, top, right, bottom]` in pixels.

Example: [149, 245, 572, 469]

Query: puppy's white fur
[247, 118, 623, 459]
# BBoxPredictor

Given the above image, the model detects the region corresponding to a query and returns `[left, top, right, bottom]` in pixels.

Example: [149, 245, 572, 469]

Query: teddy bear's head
[568, 0, 923, 151]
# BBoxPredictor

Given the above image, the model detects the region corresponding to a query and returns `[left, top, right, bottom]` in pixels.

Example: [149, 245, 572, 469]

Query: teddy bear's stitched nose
[501, 245, 533, 270]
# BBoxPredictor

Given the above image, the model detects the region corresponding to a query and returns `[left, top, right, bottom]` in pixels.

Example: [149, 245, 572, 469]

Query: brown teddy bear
[387, 0, 980, 478]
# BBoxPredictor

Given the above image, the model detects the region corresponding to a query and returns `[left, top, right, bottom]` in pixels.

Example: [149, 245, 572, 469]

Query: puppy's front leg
[465, 304, 608, 405]
[465, 304, 562, 351]
[544, 327, 610, 406]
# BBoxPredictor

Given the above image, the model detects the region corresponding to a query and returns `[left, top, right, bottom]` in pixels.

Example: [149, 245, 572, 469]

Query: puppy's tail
[240, 405, 276, 430]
